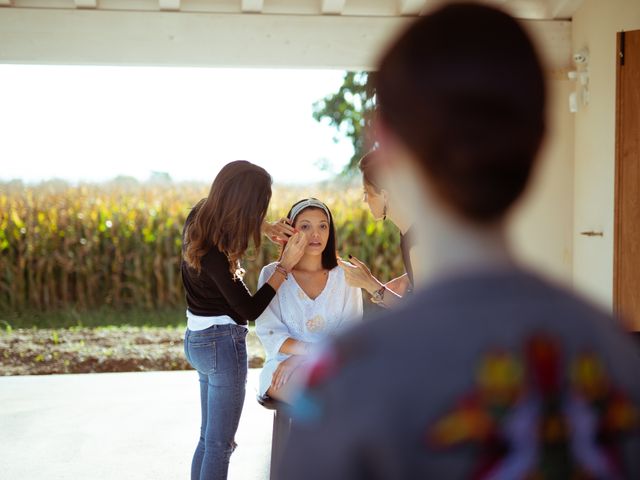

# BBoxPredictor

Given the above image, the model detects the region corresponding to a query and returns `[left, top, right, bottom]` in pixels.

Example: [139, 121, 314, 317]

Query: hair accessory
[289, 198, 331, 224]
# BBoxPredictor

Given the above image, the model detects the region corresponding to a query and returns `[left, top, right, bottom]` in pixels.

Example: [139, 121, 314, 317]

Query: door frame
[613, 29, 640, 332]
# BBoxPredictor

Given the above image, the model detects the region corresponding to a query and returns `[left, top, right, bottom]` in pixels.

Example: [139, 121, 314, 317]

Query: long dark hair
[285, 198, 338, 270]
[183, 160, 272, 276]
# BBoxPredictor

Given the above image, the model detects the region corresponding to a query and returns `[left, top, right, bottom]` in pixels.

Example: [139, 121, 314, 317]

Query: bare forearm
[266, 261, 296, 292]
[367, 277, 403, 309]
[385, 273, 410, 296]
[266, 270, 286, 292]
[279, 338, 311, 356]
[365, 276, 401, 297]
[377, 287, 402, 308]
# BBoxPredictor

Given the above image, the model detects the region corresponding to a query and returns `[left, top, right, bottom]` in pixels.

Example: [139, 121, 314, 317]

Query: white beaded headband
[289, 198, 331, 224]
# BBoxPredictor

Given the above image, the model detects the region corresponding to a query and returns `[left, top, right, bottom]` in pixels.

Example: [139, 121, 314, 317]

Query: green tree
[312, 71, 376, 174]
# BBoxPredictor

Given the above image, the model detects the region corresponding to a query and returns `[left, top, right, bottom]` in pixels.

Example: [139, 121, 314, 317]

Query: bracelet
[274, 263, 289, 280]
[371, 285, 386, 305]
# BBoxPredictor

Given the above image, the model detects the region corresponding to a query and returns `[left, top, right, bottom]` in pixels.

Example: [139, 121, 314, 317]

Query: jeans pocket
[214, 334, 240, 374]
[187, 339, 217, 374]
[232, 324, 248, 338]
[212, 335, 246, 387]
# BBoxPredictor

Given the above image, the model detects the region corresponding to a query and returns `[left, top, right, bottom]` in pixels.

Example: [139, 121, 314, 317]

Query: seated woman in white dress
[256, 198, 363, 403]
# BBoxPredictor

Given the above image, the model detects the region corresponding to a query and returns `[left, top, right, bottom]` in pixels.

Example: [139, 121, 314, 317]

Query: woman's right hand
[280, 231, 307, 271]
[262, 218, 295, 245]
[271, 355, 307, 391]
[338, 255, 382, 294]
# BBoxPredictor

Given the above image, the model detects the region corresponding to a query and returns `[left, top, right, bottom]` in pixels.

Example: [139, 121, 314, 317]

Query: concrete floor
[0, 370, 273, 480]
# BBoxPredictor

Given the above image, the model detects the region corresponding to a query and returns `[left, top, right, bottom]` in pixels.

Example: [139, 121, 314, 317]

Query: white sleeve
[343, 277, 364, 323]
[255, 265, 291, 359]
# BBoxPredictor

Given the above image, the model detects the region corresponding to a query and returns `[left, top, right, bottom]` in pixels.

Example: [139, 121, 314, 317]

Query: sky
[0, 65, 354, 185]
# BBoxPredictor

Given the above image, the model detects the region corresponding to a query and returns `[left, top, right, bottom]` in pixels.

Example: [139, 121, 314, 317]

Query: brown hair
[183, 160, 272, 276]
[358, 150, 383, 193]
[376, 3, 546, 223]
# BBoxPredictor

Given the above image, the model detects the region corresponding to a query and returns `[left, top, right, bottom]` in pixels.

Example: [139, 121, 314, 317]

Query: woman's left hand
[271, 355, 306, 391]
[262, 218, 295, 245]
[338, 256, 382, 294]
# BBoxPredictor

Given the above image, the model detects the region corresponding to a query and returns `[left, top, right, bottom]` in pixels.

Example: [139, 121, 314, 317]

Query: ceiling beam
[158, 0, 180, 11]
[241, 0, 264, 13]
[74, 0, 97, 8]
[321, 0, 346, 15]
[546, 0, 584, 19]
[0, 8, 571, 71]
[398, 0, 425, 16]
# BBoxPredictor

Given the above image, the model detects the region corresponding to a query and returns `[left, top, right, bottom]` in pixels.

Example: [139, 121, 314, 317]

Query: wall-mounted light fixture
[568, 48, 590, 113]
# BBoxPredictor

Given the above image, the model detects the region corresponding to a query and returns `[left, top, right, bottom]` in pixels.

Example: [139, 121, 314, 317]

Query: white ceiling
[0, 0, 577, 69]
[0, 0, 584, 20]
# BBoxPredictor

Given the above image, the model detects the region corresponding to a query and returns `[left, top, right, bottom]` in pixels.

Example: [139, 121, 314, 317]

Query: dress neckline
[290, 268, 334, 302]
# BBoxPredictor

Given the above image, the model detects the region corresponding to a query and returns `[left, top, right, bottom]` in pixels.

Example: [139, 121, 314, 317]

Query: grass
[0, 307, 187, 330]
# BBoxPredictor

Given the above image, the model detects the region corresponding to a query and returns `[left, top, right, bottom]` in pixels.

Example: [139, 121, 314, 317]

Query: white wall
[509, 76, 575, 285]
[572, 0, 640, 309]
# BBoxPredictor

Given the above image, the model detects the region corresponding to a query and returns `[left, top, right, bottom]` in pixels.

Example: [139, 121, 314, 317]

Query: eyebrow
[298, 219, 329, 224]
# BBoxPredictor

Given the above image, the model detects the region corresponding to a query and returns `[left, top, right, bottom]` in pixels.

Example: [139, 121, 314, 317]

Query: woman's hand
[338, 255, 382, 294]
[262, 218, 295, 245]
[280, 231, 307, 271]
[271, 355, 307, 391]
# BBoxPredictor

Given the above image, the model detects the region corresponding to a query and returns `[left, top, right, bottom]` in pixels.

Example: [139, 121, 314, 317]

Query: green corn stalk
[0, 182, 405, 314]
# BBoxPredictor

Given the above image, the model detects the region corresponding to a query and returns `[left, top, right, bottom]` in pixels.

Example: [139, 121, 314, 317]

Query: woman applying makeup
[181, 160, 306, 480]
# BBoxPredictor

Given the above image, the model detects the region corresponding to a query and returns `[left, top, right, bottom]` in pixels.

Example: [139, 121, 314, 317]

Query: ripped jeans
[184, 324, 248, 480]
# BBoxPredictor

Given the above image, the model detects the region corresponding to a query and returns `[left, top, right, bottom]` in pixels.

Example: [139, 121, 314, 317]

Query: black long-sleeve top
[181, 212, 276, 325]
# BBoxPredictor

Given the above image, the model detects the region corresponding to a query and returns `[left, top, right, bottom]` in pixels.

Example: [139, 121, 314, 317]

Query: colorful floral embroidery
[427, 334, 639, 479]
[305, 346, 340, 389]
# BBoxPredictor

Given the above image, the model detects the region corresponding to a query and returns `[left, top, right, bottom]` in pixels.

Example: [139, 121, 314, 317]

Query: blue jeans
[184, 324, 248, 480]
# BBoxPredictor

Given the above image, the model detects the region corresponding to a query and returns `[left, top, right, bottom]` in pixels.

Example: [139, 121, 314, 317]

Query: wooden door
[614, 29, 640, 332]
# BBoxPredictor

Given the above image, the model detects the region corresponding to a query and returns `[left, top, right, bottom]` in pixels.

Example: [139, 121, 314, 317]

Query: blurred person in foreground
[279, 3, 640, 479]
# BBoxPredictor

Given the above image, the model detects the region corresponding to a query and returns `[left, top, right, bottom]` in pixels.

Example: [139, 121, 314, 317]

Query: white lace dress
[255, 262, 364, 395]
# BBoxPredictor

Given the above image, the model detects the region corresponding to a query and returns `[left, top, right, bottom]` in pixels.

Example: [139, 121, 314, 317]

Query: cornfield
[0, 181, 404, 313]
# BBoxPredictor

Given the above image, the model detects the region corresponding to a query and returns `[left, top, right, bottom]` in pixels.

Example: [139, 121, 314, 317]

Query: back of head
[376, 2, 546, 223]
[184, 160, 272, 274]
